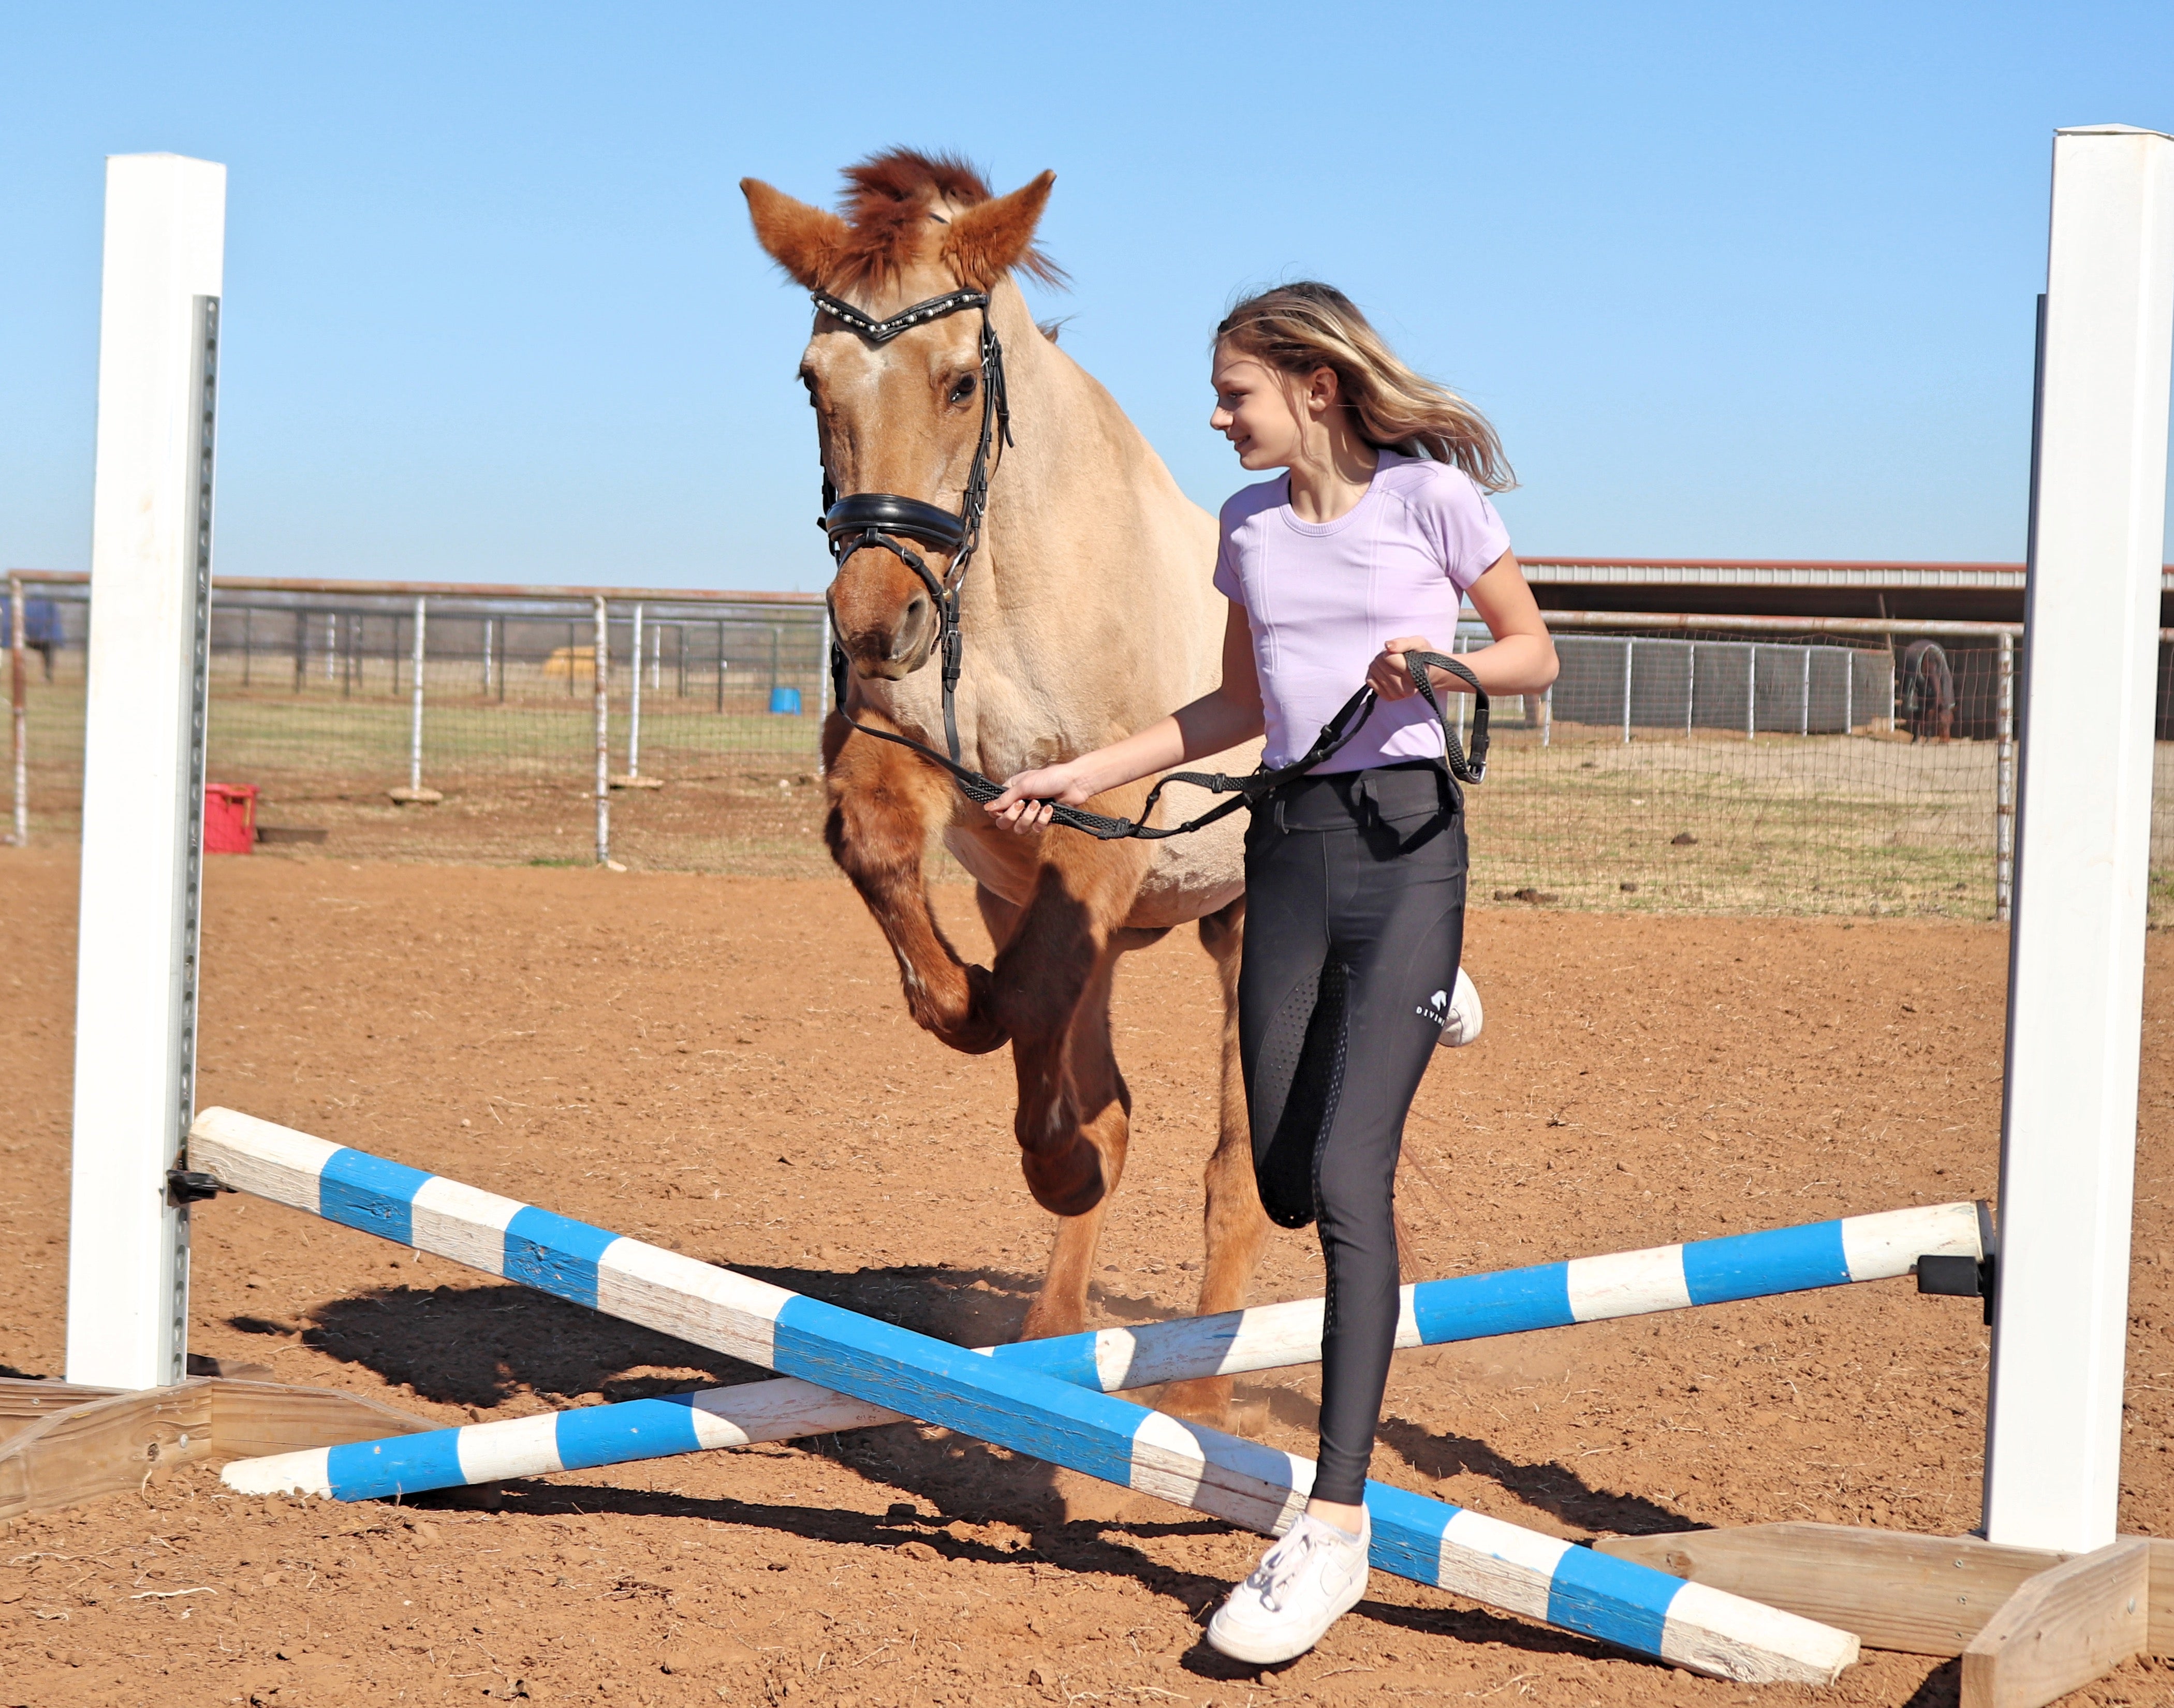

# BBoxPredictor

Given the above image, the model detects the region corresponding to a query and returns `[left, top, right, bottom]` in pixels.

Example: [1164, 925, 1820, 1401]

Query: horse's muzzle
[835, 571, 939, 681]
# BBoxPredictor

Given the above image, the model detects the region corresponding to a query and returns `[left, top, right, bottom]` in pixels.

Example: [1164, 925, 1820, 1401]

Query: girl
[987, 283, 1557, 1663]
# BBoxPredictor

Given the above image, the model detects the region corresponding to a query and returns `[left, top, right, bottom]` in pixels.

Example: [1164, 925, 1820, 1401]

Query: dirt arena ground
[5, 845, 2173, 1707]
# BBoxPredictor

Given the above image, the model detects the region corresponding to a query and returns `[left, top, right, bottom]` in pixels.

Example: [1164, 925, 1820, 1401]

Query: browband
[812, 288, 991, 345]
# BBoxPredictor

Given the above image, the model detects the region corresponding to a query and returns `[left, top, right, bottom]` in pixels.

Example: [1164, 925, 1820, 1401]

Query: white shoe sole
[1436, 965, 1483, 1049]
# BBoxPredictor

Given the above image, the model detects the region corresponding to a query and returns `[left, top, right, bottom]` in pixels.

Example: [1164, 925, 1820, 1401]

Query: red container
[203, 783, 259, 855]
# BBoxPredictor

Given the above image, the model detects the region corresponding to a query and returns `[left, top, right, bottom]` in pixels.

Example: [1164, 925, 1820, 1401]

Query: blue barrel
[768, 686, 803, 716]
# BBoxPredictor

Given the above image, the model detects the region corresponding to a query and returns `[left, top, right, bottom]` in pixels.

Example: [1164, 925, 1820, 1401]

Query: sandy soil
[4, 845, 2172, 1706]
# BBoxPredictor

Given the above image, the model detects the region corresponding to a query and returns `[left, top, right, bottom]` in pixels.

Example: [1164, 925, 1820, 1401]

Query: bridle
[813, 285, 1008, 765]
[809, 284, 1488, 839]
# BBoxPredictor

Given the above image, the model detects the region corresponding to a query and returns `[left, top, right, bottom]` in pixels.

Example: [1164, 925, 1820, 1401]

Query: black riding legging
[1240, 761, 1467, 1508]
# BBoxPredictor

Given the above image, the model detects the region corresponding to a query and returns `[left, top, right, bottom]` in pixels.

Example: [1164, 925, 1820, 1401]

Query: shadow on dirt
[429, 1470, 1671, 1678]
[221, 1259, 1045, 1412]
[1375, 1413, 1694, 1537]
[1899, 1659, 1961, 1707]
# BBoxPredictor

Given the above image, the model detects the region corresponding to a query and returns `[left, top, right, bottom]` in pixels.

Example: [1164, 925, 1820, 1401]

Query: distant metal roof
[1520, 558, 2032, 590]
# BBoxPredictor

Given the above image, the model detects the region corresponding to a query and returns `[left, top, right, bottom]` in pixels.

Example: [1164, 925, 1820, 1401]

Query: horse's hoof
[1020, 1141, 1106, 1217]
[1154, 1375, 1233, 1430]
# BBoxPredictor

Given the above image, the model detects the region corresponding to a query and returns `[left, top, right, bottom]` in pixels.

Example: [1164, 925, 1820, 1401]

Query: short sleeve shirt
[1213, 451, 1510, 770]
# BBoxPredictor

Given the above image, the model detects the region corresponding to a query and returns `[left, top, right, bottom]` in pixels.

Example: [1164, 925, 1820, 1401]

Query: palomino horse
[742, 151, 1267, 1414]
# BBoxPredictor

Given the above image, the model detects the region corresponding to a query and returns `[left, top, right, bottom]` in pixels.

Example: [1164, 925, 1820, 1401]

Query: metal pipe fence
[10, 568, 2174, 917]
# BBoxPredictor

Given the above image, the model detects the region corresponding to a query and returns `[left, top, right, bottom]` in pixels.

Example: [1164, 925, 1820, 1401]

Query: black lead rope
[832, 646, 1488, 842]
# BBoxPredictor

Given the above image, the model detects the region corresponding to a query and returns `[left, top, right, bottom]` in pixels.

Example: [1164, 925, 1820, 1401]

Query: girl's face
[1210, 341, 1314, 471]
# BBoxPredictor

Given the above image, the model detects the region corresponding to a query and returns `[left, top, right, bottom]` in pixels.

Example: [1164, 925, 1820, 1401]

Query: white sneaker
[1206, 1510, 1372, 1665]
[1435, 966, 1483, 1049]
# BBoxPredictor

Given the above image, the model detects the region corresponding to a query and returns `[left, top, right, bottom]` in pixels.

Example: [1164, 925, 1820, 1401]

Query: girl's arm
[985, 601, 1264, 833]
[1366, 551, 1559, 701]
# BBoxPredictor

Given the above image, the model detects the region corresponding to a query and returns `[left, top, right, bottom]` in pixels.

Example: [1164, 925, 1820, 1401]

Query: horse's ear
[943, 170, 1057, 290]
[742, 178, 849, 290]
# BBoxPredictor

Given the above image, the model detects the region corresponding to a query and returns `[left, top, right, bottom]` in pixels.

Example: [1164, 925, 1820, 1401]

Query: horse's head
[742, 152, 1059, 683]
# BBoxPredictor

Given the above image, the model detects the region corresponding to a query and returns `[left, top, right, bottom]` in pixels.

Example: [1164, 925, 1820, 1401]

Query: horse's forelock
[826, 149, 1059, 294]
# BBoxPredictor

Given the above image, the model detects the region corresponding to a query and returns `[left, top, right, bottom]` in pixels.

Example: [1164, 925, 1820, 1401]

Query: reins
[808, 284, 1488, 840]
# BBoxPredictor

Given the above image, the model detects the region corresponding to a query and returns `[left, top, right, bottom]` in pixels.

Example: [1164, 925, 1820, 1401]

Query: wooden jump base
[188, 1108, 1858, 1686]
[1598, 1525, 2174, 1708]
[0, 1373, 433, 1524]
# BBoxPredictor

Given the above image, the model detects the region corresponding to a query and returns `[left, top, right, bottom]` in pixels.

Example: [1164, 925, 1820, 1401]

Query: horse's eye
[798, 369, 818, 404]
[948, 372, 977, 406]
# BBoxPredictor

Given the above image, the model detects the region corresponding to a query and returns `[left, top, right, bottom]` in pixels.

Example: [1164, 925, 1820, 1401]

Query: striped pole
[221, 1192, 1984, 1503]
[189, 1110, 1855, 1684]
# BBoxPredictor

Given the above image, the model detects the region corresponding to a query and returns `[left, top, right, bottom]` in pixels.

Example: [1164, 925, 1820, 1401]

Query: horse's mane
[828, 149, 1066, 293]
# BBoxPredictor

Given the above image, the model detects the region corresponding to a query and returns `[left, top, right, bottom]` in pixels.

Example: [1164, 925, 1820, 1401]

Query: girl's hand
[985, 761, 1095, 834]
[1369, 636, 1437, 701]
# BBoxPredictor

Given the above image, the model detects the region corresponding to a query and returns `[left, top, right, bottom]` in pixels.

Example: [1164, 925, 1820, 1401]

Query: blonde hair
[1216, 283, 1515, 492]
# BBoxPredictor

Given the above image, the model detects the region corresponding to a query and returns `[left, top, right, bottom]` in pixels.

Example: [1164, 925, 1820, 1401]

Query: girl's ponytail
[1215, 284, 1515, 493]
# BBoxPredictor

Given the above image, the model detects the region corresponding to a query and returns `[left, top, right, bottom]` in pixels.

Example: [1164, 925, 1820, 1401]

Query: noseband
[813, 285, 1010, 764]
[809, 285, 1488, 840]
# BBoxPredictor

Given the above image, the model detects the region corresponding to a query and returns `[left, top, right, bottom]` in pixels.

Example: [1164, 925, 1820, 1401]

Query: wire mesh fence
[13, 571, 2174, 916]
[1461, 628, 2017, 917]
[8, 578, 835, 874]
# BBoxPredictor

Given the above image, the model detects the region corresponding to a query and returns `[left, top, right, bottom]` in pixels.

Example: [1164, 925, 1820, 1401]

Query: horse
[1898, 639, 1955, 742]
[741, 151, 1269, 1417]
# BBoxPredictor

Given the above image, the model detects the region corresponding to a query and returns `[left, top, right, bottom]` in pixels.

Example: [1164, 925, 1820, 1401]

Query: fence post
[1541, 684, 1551, 747]
[593, 596, 611, 865]
[1686, 641, 1696, 735]
[818, 609, 832, 719]
[1746, 645, 1757, 741]
[651, 613, 662, 691]
[410, 599, 423, 783]
[482, 617, 493, 695]
[627, 601, 644, 780]
[1996, 631, 2016, 922]
[1844, 650, 1855, 733]
[8, 572, 25, 847]
[497, 619, 507, 703]
[1621, 637, 1634, 743]
[1799, 646, 1811, 736]
[324, 611, 334, 683]
[716, 619, 726, 712]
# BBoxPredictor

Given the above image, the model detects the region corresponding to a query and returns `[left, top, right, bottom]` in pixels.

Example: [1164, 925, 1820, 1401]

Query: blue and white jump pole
[194, 1105, 1984, 1492]
[188, 1109, 1911, 1684]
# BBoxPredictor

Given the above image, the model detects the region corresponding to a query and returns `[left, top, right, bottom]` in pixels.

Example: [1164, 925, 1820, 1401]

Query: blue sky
[3, 3, 2171, 592]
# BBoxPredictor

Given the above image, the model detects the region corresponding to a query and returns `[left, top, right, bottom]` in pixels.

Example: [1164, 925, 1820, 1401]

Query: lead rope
[832, 649, 1487, 842]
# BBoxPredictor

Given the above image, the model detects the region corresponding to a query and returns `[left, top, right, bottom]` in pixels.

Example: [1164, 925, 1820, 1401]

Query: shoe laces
[1245, 1519, 1344, 1613]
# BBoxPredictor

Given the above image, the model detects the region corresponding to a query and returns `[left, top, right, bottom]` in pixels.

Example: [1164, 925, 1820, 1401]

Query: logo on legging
[1417, 988, 1448, 1027]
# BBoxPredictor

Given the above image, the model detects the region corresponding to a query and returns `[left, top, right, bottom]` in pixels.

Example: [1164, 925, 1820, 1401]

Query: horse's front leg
[978, 836, 1154, 1336]
[1158, 896, 1270, 1426]
[821, 712, 1007, 1054]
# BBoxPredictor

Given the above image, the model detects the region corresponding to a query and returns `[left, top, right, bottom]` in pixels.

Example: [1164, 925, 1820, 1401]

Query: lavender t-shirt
[1212, 451, 1511, 771]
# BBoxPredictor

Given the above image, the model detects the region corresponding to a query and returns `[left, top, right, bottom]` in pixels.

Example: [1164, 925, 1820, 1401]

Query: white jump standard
[189, 1108, 1858, 1686]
